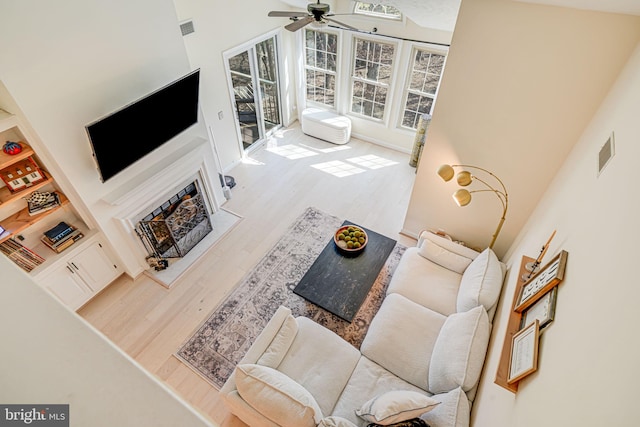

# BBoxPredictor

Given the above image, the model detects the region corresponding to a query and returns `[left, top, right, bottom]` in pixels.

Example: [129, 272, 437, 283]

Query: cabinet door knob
[71, 262, 79, 270]
[66, 265, 75, 274]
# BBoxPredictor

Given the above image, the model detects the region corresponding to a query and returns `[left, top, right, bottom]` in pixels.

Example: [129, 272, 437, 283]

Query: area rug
[175, 206, 406, 389]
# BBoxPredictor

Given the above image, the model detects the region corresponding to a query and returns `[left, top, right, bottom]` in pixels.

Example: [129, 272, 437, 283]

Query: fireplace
[136, 181, 212, 262]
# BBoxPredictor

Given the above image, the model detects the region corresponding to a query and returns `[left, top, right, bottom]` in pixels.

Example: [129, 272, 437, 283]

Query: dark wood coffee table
[293, 221, 397, 322]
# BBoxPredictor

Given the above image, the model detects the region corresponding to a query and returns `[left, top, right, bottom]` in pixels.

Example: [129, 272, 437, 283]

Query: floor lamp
[437, 164, 508, 249]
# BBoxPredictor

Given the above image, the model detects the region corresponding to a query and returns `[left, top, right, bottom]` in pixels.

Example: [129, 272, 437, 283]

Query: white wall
[0, 256, 214, 426]
[473, 39, 640, 427]
[402, 0, 640, 257]
[0, 0, 224, 276]
[172, 0, 302, 170]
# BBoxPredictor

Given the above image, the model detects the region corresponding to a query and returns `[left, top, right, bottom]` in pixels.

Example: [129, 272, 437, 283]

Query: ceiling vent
[180, 20, 195, 36]
[598, 132, 615, 176]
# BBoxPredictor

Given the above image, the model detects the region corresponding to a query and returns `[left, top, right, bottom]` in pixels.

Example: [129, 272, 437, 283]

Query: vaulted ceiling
[280, 0, 640, 34]
[516, 0, 640, 15]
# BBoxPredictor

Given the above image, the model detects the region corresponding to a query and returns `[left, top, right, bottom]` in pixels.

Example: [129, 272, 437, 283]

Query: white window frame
[302, 28, 342, 110]
[353, 1, 403, 21]
[398, 43, 448, 130]
[348, 34, 400, 123]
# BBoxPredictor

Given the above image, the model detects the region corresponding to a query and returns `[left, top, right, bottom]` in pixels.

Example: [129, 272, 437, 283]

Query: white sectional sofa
[220, 232, 506, 427]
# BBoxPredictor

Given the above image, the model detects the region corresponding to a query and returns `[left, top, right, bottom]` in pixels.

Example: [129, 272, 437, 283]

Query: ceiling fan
[268, 0, 358, 32]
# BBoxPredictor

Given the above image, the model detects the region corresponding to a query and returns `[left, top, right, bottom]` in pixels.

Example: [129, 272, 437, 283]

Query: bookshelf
[0, 109, 86, 270]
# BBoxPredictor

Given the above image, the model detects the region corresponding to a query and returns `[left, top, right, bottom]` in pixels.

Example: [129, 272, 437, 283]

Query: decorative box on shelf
[0, 155, 45, 192]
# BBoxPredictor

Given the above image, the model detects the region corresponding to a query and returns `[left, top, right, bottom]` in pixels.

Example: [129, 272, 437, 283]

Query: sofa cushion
[319, 416, 359, 427]
[361, 293, 446, 390]
[355, 390, 440, 425]
[456, 248, 504, 313]
[428, 306, 490, 394]
[257, 313, 298, 368]
[421, 387, 470, 427]
[331, 357, 432, 426]
[277, 317, 361, 417]
[235, 364, 323, 427]
[387, 247, 462, 316]
[418, 239, 474, 274]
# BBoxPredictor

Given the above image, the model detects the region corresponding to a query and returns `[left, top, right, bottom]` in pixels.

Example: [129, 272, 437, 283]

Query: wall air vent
[180, 20, 195, 36]
[598, 132, 615, 176]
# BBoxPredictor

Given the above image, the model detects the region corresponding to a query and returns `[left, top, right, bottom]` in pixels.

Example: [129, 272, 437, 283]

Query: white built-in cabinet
[0, 108, 122, 310]
[36, 235, 120, 310]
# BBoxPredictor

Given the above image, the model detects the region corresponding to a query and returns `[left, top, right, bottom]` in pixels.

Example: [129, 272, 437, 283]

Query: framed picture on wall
[515, 250, 568, 313]
[520, 287, 558, 332]
[507, 320, 540, 384]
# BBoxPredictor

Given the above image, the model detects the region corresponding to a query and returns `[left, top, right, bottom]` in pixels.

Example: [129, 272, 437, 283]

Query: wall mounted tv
[86, 69, 200, 182]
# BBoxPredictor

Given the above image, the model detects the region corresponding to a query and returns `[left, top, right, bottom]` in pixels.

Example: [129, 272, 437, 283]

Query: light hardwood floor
[79, 123, 418, 426]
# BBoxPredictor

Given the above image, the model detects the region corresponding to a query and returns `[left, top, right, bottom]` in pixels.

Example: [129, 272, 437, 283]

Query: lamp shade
[453, 189, 472, 206]
[437, 164, 455, 182]
[456, 171, 473, 186]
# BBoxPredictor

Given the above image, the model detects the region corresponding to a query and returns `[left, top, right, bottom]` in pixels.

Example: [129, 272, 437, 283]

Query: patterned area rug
[175, 206, 406, 388]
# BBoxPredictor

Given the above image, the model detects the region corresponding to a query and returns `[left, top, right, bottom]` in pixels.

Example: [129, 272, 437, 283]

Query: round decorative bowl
[334, 225, 368, 253]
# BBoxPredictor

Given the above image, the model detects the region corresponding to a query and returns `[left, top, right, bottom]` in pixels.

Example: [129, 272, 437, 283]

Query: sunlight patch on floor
[306, 144, 352, 154]
[266, 144, 319, 159]
[311, 160, 366, 177]
[347, 154, 398, 170]
[241, 157, 265, 166]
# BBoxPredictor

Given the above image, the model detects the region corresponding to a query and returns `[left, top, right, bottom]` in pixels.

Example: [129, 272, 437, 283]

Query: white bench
[301, 108, 352, 145]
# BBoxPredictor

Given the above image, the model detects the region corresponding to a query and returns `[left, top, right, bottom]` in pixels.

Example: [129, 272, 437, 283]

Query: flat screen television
[86, 69, 200, 182]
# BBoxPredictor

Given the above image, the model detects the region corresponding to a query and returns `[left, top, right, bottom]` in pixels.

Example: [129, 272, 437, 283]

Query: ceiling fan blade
[324, 17, 358, 31]
[268, 11, 309, 18]
[285, 16, 314, 32]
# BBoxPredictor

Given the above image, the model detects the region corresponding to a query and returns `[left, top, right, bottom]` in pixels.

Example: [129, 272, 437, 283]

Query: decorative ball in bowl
[334, 225, 368, 253]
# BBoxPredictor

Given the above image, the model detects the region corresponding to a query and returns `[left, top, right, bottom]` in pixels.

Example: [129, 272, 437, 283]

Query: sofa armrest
[418, 231, 480, 260]
[220, 305, 294, 396]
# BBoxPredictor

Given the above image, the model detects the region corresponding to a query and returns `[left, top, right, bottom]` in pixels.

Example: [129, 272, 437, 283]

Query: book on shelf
[41, 230, 84, 253]
[41, 221, 84, 253]
[0, 238, 45, 273]
[43, 221, 74, 243]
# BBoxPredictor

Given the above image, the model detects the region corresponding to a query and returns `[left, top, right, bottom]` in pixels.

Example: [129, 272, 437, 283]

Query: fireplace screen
[137, 181, 212, 259]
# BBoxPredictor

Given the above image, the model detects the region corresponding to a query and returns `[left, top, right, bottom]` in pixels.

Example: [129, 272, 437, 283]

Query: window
[354, 1, 402, 20]
[304, 29, 338, 108]
[401, 49, 445, 129]
[351, 38, 395, 120]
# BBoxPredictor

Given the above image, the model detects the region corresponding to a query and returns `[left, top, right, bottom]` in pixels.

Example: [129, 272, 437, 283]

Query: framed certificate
[507, 320, 540, 384]
[520, 287, 557, 332]
[515, 250, 568, 313]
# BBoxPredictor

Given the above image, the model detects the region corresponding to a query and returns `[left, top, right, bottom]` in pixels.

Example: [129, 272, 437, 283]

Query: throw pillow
[417, 239, 474, 274]
[356, 390, 440, 426]
[235, 364, 323, 427]
[428, 306, 490, 394]
[456, 248, 504, 313]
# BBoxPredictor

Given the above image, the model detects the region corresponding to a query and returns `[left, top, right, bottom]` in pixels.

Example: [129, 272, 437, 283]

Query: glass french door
[227, 35, 282, 152]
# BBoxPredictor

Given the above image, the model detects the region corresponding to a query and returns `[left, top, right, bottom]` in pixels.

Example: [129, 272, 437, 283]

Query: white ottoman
[301, 108, 352, 145]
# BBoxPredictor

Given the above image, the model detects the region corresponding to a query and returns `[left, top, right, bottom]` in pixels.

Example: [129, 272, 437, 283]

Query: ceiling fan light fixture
[311, 19, 328, 29]
[268, 0, 358, 32]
